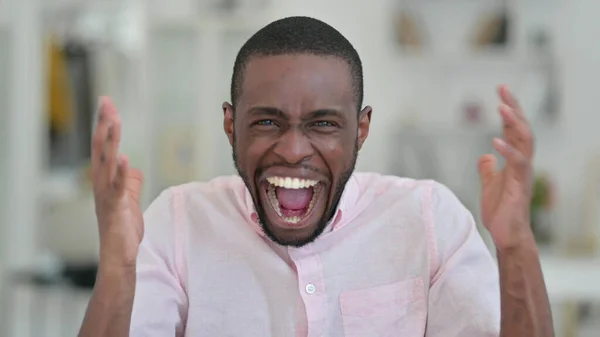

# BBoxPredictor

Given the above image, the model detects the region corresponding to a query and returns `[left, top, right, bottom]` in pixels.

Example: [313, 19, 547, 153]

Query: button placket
[290, 249, 327, 337]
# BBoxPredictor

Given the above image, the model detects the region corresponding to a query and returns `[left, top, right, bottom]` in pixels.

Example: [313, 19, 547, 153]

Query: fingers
[499, 104, 534, 158]
[492, 138, 531, 184]
[112, 155, 144, 202]
[91, 97, 123, 192]
[126, 168, 144, 203]
[113, 154, 130, 194]
[92, 98, 109, 173]
[497, 86, 535, 159]
[478, 154, 497, 186]
[102, 104, 122, 185]
[498, 84, 525, 120]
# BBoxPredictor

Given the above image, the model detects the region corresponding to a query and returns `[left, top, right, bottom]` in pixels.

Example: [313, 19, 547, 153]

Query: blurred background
[1, 0, 599, 336]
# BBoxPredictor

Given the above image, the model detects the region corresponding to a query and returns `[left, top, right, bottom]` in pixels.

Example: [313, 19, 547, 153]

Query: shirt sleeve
[130, 188, 188, 336]
[425, 182, 500, 337]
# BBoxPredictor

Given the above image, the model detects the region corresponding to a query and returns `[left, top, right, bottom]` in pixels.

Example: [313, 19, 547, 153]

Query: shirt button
[305, 283, 316, 294]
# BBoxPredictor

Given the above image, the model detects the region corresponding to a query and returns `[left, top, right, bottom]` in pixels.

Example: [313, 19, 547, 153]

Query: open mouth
[264, 176, 323, 226]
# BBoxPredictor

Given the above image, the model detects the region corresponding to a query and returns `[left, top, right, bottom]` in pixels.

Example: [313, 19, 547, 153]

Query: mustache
[255, 163, 327, 177]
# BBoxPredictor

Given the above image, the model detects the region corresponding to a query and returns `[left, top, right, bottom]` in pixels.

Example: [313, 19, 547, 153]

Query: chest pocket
[339, 278, 427, 337]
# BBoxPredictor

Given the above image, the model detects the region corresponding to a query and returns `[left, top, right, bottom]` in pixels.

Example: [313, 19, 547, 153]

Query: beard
[232, 137, 358, 247]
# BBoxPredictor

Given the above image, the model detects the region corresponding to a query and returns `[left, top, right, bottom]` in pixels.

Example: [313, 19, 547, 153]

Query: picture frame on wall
[393, 6, 427, 50]
[471, 0, 511, 49]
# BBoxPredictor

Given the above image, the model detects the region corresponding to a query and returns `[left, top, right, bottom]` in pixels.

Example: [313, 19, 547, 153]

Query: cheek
[238, 140, 268, 165]
[315, 138, 346, 163]
[328, 142, 344, 156]
[324, 132, 355, 155]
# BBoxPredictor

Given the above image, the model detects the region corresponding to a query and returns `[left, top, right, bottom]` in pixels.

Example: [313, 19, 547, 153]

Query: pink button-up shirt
[131, 172, 500, 337]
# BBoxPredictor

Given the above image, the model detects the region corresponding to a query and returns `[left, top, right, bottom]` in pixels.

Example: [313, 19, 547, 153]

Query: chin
[256, 176, 330, 246]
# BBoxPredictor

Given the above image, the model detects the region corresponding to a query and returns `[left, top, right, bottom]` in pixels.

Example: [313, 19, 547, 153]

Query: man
[79, 16, 554, 337]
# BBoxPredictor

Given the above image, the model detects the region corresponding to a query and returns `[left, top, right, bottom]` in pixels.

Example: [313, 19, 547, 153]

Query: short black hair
[230, 16, 364, 111]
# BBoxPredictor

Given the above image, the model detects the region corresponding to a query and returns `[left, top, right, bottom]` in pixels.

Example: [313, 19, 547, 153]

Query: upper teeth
[267, 176, 319, 189]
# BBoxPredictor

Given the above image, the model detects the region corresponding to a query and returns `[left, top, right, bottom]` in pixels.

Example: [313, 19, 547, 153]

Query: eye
[254, 119, 277, 127]
[312, 121, 338, 128]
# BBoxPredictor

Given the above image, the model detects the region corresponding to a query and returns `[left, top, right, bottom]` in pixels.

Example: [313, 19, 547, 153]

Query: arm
[79, 97, 141, 337]
[477, 85, 554, 337]
[428, 86, 554, 337]
[78, 265, 137, 337]
[497, 237, 554, 337]
[80, 98, 186, 337]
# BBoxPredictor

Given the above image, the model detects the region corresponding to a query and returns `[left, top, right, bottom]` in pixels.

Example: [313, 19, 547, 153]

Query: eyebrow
[307, 109, 344, 120]
[247, 107, 286, 119]
[247, 107, 345, 120]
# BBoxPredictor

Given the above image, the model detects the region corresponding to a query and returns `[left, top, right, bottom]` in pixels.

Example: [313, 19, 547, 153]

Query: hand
[92, 97, 144, 268]
[478, 85, 535, 250]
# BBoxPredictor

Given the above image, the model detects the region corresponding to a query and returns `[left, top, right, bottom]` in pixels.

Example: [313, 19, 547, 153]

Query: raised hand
[477, 85, 535, 250]
[92, 97, 144, 267]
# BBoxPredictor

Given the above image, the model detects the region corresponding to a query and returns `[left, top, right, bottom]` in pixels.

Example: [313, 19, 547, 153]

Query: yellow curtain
[46, 38, 73, 134]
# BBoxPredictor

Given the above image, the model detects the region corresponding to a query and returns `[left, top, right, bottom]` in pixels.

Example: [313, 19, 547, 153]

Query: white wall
[0, 3, 10, 270]
[0, 0, 44, 273]
[550, 0, 600, 245]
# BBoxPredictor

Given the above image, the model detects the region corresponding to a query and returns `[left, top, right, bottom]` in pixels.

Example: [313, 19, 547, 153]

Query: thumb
[478, 154, 497, 186]
[113, 154, 143, 201]
[126, 168, 144, 202]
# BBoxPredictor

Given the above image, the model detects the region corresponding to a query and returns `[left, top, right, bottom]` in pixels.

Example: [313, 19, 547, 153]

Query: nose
[273, 128, 313, 165]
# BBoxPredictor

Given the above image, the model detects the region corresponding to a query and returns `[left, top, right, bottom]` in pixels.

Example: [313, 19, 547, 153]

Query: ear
[223, 102, 235, 146]
[357, 105, 372, 151]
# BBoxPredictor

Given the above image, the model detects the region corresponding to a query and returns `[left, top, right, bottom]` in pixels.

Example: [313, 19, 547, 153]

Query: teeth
[285, 216, 301, 224]
[266, 181, 322, 224]
[266, 176, 319, 189]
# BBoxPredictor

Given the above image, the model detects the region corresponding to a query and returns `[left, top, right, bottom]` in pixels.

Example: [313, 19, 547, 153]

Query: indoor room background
[1, 0, 599, 336]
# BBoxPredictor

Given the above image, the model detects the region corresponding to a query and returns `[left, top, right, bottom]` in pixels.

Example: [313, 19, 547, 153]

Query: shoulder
[143, 175, 249, 227]
[141, 175, 251, 251]
[159, 175, 248, 208]
[168, 175, 246, 197]
[353, 173, 484, 276]
[351, 172, 470, 231]
[354, 171, 463, 204]
[351, 172, 452, 209]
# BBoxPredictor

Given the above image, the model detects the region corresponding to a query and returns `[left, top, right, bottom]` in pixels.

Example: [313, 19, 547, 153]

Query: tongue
[276, 187, 313, 210]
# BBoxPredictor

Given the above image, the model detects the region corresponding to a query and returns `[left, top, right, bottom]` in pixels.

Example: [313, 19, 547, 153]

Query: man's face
[223, 54, 371, 247]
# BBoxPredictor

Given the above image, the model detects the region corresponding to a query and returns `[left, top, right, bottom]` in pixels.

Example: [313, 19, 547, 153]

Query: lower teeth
[267, 184, 321, 224]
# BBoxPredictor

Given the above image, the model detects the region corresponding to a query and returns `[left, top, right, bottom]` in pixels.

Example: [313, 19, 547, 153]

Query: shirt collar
[244, 174, 360, 237]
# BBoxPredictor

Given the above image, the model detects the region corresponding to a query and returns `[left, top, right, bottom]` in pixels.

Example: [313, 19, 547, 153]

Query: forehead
[238, 54, 355, 114]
